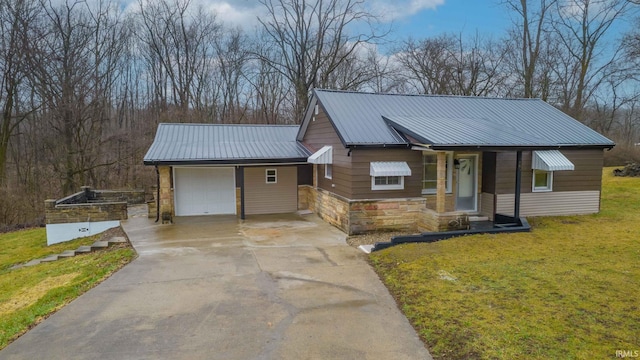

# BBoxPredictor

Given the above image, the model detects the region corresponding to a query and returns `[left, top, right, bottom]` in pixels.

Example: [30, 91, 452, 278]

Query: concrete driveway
[1, 210, 431, 360]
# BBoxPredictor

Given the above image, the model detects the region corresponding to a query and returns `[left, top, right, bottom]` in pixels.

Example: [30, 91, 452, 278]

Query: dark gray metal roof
[310, 89, 614, 148]
[383, 116, 556, 148]
[144, 124, 310, 164]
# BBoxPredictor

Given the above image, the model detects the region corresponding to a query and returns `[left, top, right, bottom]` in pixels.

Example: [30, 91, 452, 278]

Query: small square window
[371, 176, 404, 190]
[532, 170, 552, 192]
[325, 164, 332, 179]
[266, 169, 277, 184]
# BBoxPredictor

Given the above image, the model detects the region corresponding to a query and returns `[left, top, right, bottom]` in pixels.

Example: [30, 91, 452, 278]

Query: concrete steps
[10, 237, 129, 270]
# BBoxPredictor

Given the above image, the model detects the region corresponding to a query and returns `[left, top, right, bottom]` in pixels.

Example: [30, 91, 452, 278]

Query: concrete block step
[40, 255, 59, 262]
[90, 241, 109, 251]
[24, 259, 42, 267]
[58, 250, 77, 258]
[108, 237, 127, 245]
[469, 216, 490, 222]
[75, 246, 92, 253]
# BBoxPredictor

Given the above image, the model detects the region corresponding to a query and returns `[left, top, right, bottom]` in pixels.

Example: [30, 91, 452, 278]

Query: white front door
[174, 167, 236, 216]
[456, 156, 477, 212]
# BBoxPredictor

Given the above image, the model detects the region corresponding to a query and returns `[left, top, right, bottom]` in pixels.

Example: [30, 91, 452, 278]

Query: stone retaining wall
[45, 200, 128, 225]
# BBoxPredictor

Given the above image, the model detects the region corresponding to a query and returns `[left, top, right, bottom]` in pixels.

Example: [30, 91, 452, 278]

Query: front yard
[370, 168, 640, 359]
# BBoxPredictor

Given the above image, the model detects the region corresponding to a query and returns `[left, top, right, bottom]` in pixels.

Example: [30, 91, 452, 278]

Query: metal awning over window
[532, 150, 574, 171]
[307, 145, 333, 164]
[370, 162, 412, 177]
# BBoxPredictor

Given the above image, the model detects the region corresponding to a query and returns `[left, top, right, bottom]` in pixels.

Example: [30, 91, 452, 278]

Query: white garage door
[174, 167, 236, 216]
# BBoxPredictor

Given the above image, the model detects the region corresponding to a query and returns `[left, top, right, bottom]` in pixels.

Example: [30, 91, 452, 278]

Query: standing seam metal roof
[144, 124, 310, 164]
[311, 89, 614, 147]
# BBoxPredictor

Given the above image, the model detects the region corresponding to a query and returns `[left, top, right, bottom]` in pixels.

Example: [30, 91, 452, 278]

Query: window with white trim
[265, 169, 277, 184]
[371, 176, 404, 190]
[422, 152, 453, 194]
[325, 164, 332, 179]
[532, 170, 552, 192]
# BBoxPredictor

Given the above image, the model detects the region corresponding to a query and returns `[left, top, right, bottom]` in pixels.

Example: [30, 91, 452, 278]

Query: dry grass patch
[369, 168, 640, 359]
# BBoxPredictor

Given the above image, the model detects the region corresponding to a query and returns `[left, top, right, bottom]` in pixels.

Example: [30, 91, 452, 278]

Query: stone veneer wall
[93, 190, 146, 204]
[306, 186, 350, 233]
[158, 166, 173, 218]
[298, 185, 311, 210]
[349, 198, 425, 234]
[418, 208, 470, 232]
[45, 200, 127, 224]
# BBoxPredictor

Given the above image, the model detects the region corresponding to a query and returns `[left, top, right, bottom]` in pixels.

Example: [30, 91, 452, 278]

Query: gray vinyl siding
[301, 109, 352, 198]
[496, 191, 600, 216]
[350, 148, 422, 199]
[244, 166, 298, 215]
[480, 193, 495, 220]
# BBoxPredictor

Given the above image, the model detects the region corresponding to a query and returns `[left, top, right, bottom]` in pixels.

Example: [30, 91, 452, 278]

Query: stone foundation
[307, 187, 350, 233]
[418, 208, 470, 232]
[298, 185, 311, 210]
[158, 166, 173, 220]
[349, 198, 425, 234]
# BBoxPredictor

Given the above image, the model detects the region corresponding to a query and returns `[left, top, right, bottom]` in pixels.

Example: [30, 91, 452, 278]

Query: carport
[143, 123, 312, 222]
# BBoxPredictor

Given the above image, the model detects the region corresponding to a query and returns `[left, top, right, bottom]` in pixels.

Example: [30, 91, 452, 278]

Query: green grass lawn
[370, 168, 640, 359]
[0, 228, 136, 350]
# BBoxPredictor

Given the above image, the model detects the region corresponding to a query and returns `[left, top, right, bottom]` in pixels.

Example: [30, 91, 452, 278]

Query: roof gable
[299, 89, 614, 149]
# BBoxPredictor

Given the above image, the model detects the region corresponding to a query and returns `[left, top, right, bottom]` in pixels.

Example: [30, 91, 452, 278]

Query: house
[144, 89, 614, 235]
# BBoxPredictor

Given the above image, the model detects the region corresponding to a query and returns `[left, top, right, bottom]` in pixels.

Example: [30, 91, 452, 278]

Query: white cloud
[126, 0, 445, 30]
[369, 0, 445, 22]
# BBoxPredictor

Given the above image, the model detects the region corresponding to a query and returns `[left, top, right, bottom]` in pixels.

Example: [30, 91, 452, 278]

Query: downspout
[514, 151, 522, 219]
[155, 165, 160, 222]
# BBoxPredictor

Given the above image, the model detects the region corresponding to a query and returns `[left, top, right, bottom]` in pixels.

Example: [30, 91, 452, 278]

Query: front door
[456, 156, 477, 212]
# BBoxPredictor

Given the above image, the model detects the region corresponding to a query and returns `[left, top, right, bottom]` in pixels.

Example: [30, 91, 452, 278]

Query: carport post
[239, 166, 245, 219]
[514, 150, 522, 219]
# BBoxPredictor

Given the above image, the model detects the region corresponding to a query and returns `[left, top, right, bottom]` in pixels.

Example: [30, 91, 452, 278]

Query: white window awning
[307, 145, 333, 164]
[532, 150, 574, 171]
[370, 162, 412, 177]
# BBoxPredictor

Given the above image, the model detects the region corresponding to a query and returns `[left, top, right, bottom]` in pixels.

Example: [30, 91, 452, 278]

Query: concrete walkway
[1, 210, 431, 360]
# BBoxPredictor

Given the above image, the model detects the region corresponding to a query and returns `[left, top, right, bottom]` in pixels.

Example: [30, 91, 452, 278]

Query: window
[422, 152, 453, 194]
[265, 169, 277, 184]
[371, 176, 404, 190]
[325, 164, 332, 179]
[532, 170, 552, 192]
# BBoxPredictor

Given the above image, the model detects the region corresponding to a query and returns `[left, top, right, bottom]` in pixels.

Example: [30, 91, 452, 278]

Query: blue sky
[387, 1, 512, 40]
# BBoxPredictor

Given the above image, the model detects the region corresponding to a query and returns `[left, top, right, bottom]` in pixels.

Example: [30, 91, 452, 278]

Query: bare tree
[137, 0, 221, 118]
[551, 0, 630, 120]
[395, 35, 457, 94]
[503, 0, 557, 98]
[25, 0, 129, 194]
[257, 0, 385, 120]
[0, 0, 38, 185]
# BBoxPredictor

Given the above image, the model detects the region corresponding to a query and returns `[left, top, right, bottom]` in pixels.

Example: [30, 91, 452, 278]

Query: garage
[144, 124, 310, 221]
[174, 167, 236, 216]
[244, 166, 298, 215]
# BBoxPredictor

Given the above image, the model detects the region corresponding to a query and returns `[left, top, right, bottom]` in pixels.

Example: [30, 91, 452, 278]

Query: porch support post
[514, 150, 522, 219]
[239, 166, 245, 220]
[436, 151, 446, 213]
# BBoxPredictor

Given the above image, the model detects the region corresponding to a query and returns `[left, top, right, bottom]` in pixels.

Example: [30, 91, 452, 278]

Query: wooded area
[1, 0, 639, 228]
